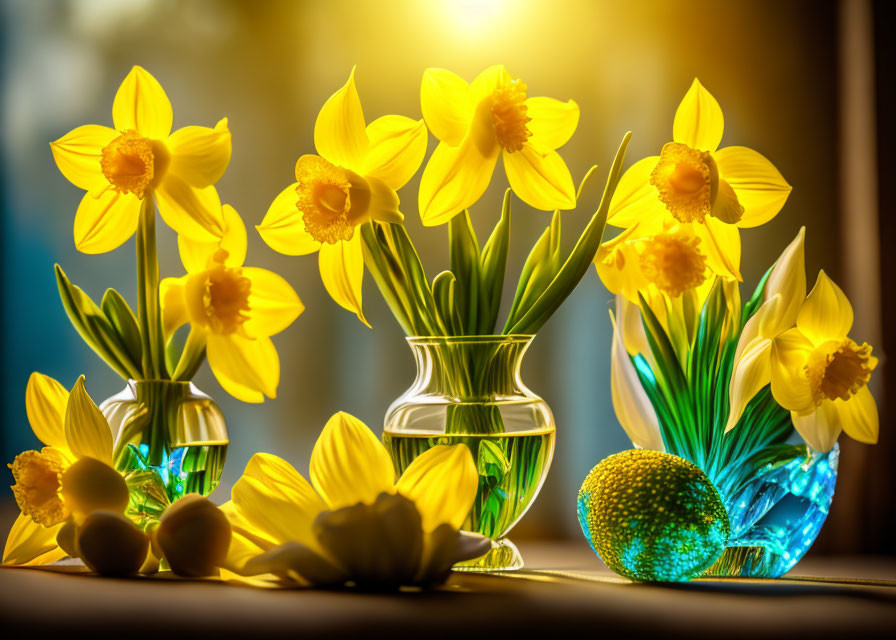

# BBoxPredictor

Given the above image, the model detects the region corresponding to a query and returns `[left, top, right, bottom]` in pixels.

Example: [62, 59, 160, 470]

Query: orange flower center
[650, 142, 719, 224]
[100, 130, 167, 198]
[638, 232, 707, 297]
[10, 448, 69, 526]
[202, 250, 251, 335]
[805, 339, 877, 403]
[296, 155, 355, 244]
[491, 79, 532, 153]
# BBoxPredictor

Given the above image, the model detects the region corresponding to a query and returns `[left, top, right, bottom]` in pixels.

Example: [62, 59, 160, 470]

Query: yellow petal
[714, 146, 791, 228]
[396, 444, 478, 531]
[418, 136, 500, 226]
[314, 68, 369, 171]
[231, 453, 327, 547]
[836, 385, 878, 445]
[219, 500, 276, 574]
[764, 227, 806, 329]
[362, 115, 428, 190]
[420, 68, 472, 145]
[160, 276, 189, 337]
[242, 267, 304, 338]
[64, 376, 113, 464]
[73, 189, 140, 254]
[503, 144, 576, 211]
[155, 177, 224, 241]
[695, 216, 742, 280]
[167, 118, 232, 188]
[607, 156, 664, 228]
[178, 203, 247, 273]
[257, 182, 321, 256]
[797, 271, 854, 344]
[206, 334, 279, 403]
[25, 373, 70, 451]
[725, 337, 771, 432]
[357, 175, 403, 224]
[673, 78, 724, 153]
[525, 97, 579, 150]
[791, 401, 841, 453]
[2, 513, 66, 566]
[318, 234, 369, 326]
[112, 66, 173, 140]
[594, 227, 648, 305]
[770, 328, 815, 412]
[310, 412, 395, 509]
[50, 125, 117, 193]
[617, 295, 653, 360]
[610, 310, 664, 451]
[469, 64, 510, 102]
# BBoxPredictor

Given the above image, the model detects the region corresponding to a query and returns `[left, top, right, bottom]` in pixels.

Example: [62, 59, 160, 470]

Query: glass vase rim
[405, 334, 535, 346]
[125, 378, 193, 386]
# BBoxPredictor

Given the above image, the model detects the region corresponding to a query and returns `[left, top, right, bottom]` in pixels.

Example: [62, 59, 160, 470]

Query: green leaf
[504, 210, 562, 331]
[477, 190, 511, 334]
[171, 327, 207, 381]
[742, 265, 773, 324]
[449, 210, 480, 334]
[432, 271, 463, 336]
[101, 289, 143, 371]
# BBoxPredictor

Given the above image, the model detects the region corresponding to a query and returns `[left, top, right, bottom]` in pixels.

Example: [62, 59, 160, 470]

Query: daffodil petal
[525, 97, 579, 150]
[318, 234, 369, 326]
[167, 118, 232, 188]
[160, 276, 189, 337]
[797, 271, 854, 343]
[64, 376, 113, 464]
[25, 373, 70, 451]
[504, 144, 576, 211]
[363, 176, 403, 224]
[156, 177, 224, 241]
[257, 182, 321, 256]
[2, 513, 66, 566]
[673, 78, 724, 153]
[50, 125, 117, 193]
[791, 402, 841, 453]
[770, 328, 815, 412]
[112, 66, 173, 140]
[607, 156, 664, 228]
[178, 203, 247, 273]
[421, 68, 472, 145]
[73, 189, 140, 254]
[242, 267, 304, 338]
[714, 146, 791, 228]
[206, 334, 279, 403]
[314, 68, 369, 171]
[310, 412, 395, 509]
[725, 337, 771, 432]
[396, 444, 478, 531]
[696, 216, 742, 280]
[418, 136, 500, 226]
[836, 385, 879, 444]
[764, 227, 806, 328]
[362, 115, 427, 190]
[469, 64, 510, 102]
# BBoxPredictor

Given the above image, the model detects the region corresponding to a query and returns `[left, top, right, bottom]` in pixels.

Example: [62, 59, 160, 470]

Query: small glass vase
[101, 379, 229, 526]
[383, 335, 556, 571]
[702, 443, 838, 578]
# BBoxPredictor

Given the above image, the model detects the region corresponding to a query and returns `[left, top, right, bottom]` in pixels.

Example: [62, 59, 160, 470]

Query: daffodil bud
[155, 494, 232, 577]
[764, 226, 806, 332]
[60, 456, 129, 520]
[76, 511, 149, 576]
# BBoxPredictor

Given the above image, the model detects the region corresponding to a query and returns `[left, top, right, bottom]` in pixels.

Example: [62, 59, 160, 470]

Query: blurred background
[1, 0, 892, 555]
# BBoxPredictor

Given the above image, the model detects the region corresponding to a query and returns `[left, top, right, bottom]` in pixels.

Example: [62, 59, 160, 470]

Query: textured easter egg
[577, 449, 729, 582]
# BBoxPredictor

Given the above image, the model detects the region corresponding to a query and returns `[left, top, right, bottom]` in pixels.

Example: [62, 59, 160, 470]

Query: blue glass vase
[702, 443, 838, 578]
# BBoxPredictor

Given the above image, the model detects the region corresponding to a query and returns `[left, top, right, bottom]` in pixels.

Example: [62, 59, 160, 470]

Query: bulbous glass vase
[101, 379, 229, 526]
[383, 335, 556, 571]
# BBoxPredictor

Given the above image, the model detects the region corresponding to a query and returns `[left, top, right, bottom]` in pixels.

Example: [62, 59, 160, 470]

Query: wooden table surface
[2, 542, 895, 639]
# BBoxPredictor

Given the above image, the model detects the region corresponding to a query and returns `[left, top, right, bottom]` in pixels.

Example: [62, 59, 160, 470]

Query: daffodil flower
[418, 65, 579, 226]
[50, 65, 231, 253]
[257, 69, 428, 325]
[608, 79, 791, 280]
[221, 412, 489, 587]
[768, 272, 878, 452]
[161, 204, 304, 403]
[4, 374, 128, 566]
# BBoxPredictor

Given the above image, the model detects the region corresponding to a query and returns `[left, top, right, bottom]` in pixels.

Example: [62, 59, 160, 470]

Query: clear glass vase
[101, 379, 229, 527]
[701, 443, 838, 578]
[383, 335, 556, 571]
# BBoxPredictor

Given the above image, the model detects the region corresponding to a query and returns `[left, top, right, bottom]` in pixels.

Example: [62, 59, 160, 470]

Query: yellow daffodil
[161, 204, 304, 403]
[608, 78, 791, 280]
[726, 228, 806, 431]
[50, 65, 231, 253]
[221, 412, 488, 587]
[768, 272, 878, 452]
[4, 374, 128, 566]
[257, 69, 428, 325]
[418, 65, 579, 226]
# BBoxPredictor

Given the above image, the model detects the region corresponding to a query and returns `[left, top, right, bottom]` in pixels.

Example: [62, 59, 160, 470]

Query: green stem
[136, 194, 167, 379]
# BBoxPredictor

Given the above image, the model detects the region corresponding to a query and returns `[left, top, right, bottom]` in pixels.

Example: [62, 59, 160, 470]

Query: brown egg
[75, 511, 149, 576]
[156, 494, 232, 577]
[60, 457, 129, 519]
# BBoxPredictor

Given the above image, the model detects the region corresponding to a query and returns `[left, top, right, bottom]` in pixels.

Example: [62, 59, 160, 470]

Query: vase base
[453, 538, 523, 572]
[702, 545, 783, 578]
